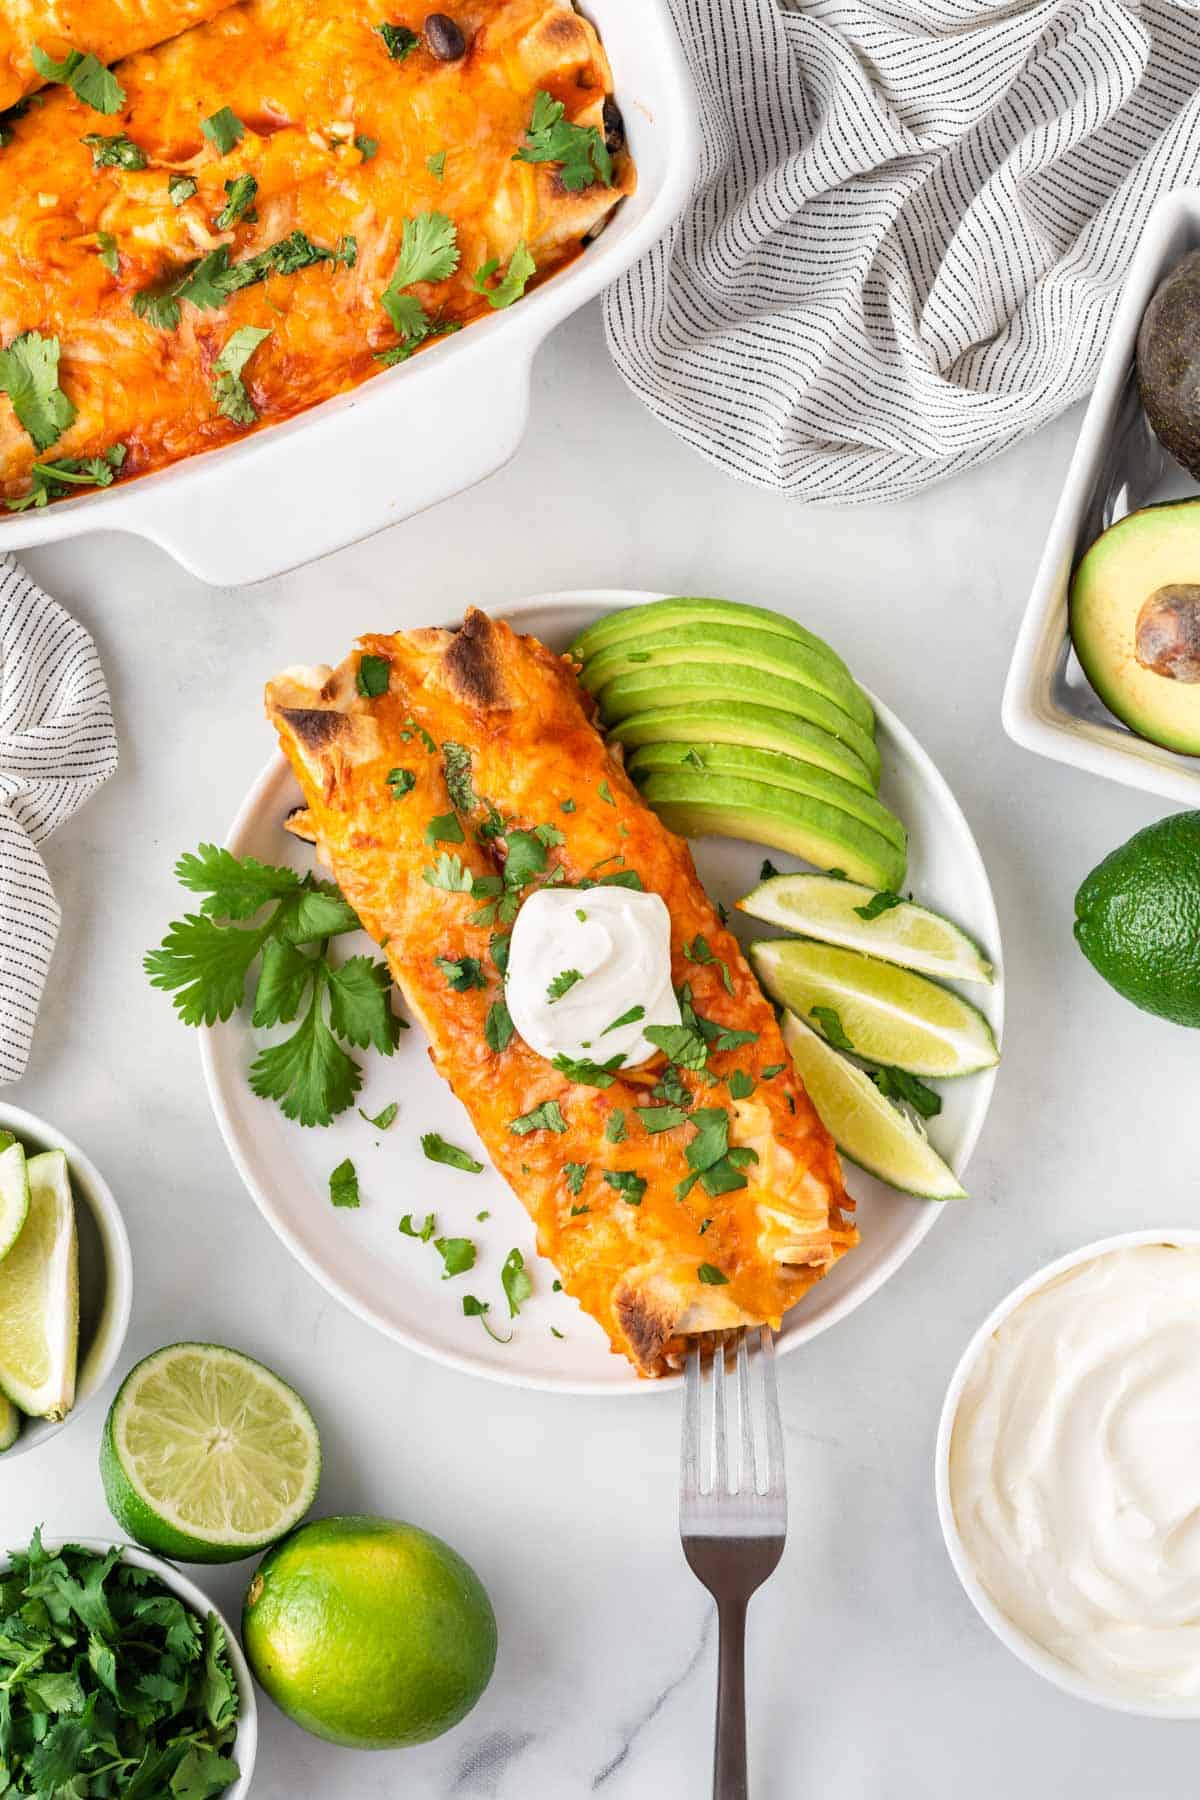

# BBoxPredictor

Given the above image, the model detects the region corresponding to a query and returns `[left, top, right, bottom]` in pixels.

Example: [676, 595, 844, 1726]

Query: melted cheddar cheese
[0, 0, 632, 508]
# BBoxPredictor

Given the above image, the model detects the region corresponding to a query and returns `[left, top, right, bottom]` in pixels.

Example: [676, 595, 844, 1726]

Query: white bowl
[0, 1103, 133, 1460]
[1003, 187, 1200, 805]
[935, 1228, 1200, 1718]
[2, 1536, 257, 1795]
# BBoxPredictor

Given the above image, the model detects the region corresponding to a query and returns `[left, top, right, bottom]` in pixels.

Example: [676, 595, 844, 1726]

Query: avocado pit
[1135, 584, 1200, 683]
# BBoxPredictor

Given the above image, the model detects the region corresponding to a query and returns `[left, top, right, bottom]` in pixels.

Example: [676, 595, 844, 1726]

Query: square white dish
[1002, 188, 1200, 805]
[0, 2, 700, 588]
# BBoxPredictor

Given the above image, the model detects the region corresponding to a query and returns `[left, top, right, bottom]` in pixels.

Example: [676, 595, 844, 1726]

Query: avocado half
[1069, 501, 1200, 755]
[1137, 251, 1200, 481]
[627, 740, 906, 851]
[636, 769, 906, 891]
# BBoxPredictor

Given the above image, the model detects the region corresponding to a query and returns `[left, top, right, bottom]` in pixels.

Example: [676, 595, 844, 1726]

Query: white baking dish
[0, 2, 699, 588]
[1003, 188, 1200, 805]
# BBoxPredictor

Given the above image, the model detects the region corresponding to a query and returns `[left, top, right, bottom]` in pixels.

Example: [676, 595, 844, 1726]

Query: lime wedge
[0, 1142, 30, 1263]
[751, 939, 999, 1077]
[739, 874, 994, 984]
[0, 1150, 78, 1419]
[0, 1392, 20, 1452]
[101, 1342, 321, 1563]
[781, 1011, 966, 1199]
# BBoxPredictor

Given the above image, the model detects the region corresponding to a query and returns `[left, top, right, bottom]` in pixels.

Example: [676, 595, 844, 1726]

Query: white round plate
[202, 590, 1004, 1395]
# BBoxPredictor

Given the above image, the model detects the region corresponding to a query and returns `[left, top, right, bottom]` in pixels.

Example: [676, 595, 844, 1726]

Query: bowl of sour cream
[936, 1231, 1200, 1716]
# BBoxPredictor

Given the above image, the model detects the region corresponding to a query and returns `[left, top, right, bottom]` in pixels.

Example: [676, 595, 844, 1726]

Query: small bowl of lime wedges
[0, 1102, 133, 1460]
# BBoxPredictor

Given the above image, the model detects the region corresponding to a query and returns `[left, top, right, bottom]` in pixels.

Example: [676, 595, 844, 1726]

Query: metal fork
[680, 1328, 787, 1800]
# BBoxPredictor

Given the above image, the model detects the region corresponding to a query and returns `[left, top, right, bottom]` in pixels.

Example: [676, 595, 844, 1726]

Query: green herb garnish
[698, 1263, 729, 1285]
[434, 954, 485, 992]
[377, 22, 420, 58]
[635, 1104, 687, 1133]
[379, 211, 461, 360]
[31, 45, 124, 112]
[427, 149, 446, 178]
[510, 1099, 567, 1135]
[728, 1070, 755, 1099]
[551, 1051, 624, 1088]
[810, 1006, 854, 1051]
[329, 1157, 360, 1208]
[854, 890, 902, 921]
[564, 1162, 588, 1195]
[644, 1022, 708, 1071]
[485, 998, 514, 1053]
[356, 654, 390, 697]
[871, 1066, 942, 1119]
[399, 1212, 436, 1240]
[604, 1170, 646, 1206]
[83, 130, 146, 168]
[421, 1132, 484, 1173]
[604, 1109, 626, 1143]
[387, 767, 416, 798]
[434, 1236, 476, 1277]
[97, 231, 119, 274]
[501, 1247, 532, 1316]
[211, 324, 271, 424]
[215, 173, 258, 229]
[359, 1100, 398, 1130]
[169, 173, 198, 204]
[547, 969, 583, 1003]
[761, 1063, 786, 1079]
[514, 89, 613, 191]
[462, 1294, 511, 1343]
[684, 934, 735, 995]
[424, 851, 473, 892]
[0, 331, 76, 453]
[472, 240, 535, 309]
[6, 443, 125, 513]
[201, 107, 245, 155]
[601, 1004, 644, 1035]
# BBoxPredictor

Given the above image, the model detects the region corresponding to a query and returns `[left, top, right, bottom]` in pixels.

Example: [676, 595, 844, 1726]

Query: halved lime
[751, 939, 999, 1077]
[739, 874, 994, 983]
[101, 1342, 321, 1563]
[0, 1142, 30, 1263]
[0, 1150, 78, 1420]
[781, 1012, 966, 1199]
[0, 1392, 20, 1452]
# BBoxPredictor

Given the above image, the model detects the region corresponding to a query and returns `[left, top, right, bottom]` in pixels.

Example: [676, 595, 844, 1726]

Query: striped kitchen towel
[605, 0, 1200, 502]
[0, 559, 118, 1082]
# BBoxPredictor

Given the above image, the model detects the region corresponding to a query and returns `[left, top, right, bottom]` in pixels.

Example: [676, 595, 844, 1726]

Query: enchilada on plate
[265, 612, 857, 1377]
[0, 0, 633, 512]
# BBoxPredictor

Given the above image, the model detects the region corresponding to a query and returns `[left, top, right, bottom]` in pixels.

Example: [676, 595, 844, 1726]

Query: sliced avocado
[597, 664, 881, 785]
[570, 596, 853, 680]
[609, 700, 877, 794]
[627, 741, 906, 852]
[1070, 500, 1200, 754]
[1137, 253, 1200, 481]
[636, 769, 906, 890]
[580, 622, 873, 735]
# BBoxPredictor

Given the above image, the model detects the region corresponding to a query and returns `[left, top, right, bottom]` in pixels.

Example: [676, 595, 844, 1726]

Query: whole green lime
[241, 1515, 497, 1748]
[1074, 811, 1200, 1024]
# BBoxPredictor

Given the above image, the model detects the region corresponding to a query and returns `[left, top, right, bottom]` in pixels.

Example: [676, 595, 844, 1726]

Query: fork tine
[759, 1326, 785, 1500]
[736, 1330, 754, 1494]
[711, 1340, 728, 1496]
[681, 1342, 701, 1502]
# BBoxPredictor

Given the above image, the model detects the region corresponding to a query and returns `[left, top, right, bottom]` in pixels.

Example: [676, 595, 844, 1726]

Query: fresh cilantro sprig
[501, 1248, 532, 1317]
[871, 1065, 942, 1119]
[211, 325, 271, 425]
[472, 241, 535, 310]
[6, 443, 125, 512]
[0, 331, 76, 453]
[134, 230, 356, 331]
[514, 89, 613, 191]
[421, 1131, 484, 1173]
[377, 22, 419, 59]
[0, 1530, 241, 1799]
[31, 44, 125, 113]
[145, 845, 403, 1127]
[379, 211, 462, 362]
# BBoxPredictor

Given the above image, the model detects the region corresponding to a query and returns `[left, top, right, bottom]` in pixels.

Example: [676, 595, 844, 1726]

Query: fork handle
[714, 1595, 749, 1800]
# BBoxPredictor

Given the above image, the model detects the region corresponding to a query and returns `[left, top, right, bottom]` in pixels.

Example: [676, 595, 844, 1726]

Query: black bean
[425, 12, 466, 59]
[602, 96, 625, 153]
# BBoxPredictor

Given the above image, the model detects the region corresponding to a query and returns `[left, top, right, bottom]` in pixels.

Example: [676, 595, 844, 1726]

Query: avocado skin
[1074, 812, 1200, 1025]
[1138, 252, 1200, 479]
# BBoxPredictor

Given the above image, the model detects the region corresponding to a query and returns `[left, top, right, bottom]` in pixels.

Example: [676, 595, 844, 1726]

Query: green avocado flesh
[636, 770, 906, 890]
[580, 623, 873, 734]
[569, 596, 852, 680]
[1074, 810, 1200, 1026]
[628, 741, 906, 851]
[610, 701, 876, 793]
[1070, 501, 1200, 754]
[597, 664, 880, 784]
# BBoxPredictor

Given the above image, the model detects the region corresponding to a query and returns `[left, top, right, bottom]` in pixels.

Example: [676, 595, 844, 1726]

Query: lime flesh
[101, 1342, 321, 1563]
[0, 1150, 78, 1420]
[0, 1142, 30, 1263]
[243, 1515, 497, 1748]
[781, 1012, 965, 1198]
[738, 873, 994, 983]
[0, 1392, 20, 1452]
[751, 939, 998, 1077]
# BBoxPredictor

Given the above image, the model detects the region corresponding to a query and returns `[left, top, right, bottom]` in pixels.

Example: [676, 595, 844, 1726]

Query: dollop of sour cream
[505, 886, 681, 1070]
[950, 1245, 1200, 1702]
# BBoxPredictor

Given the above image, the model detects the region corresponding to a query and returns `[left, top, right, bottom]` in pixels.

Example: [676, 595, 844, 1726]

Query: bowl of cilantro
[0, 1530, 257, 1797]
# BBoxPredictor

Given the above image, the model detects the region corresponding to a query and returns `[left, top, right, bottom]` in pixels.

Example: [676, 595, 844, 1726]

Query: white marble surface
[3, 300, 1198, 1799]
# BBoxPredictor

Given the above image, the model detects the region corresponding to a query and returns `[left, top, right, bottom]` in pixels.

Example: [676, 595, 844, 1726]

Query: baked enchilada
[266, 613, 857, 1377]
[0, 0, 633, 512]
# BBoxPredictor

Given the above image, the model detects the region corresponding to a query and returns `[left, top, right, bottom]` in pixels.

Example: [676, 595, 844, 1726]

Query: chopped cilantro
[604, 1169, 646, 1206]
[676, 1107, 759, 1200]
[570, 1203, 590, 1216]
[387, 767, 416, 798]
[854, 890, 903, 921]
[472, 240, 535, 309]
[644, 1022, 708, 1071]
[462, 1293, 511, 1342]
[489, 932, 510, 976]
[871, 1066, 942, 1118]
[476, 1209, 490, 1221]
[484, 998, 514, 1053]
[810, 1006, 854, 1052]
[441, 742, 477, 812]
[605, 1109, 626, 1143]
[169, 173, 198, 204]
[377, 22, 420, 58]
[683, 748, 704, 769]
[564, 1161, 588, 1195]
[356, 134, 379, 160]
[434, 953, 485, 991]
[760, 859, 780, 881]
[215, 173, 258, 229]
[434, 1236, 476, 1277]
[503, 828, 549, 888]
[0, 331, 76, 452]
[425, 812, 465, 845]
[421, 1131, 484, 1173]
[728, 1069, 755, 1100]
[635, 1104, 687, 1132]
[601, 1004, 644, 1035]
[211, 324, 271, 425]
[515, 89, 614, 191]
[329, 1156, 360, 1207]
[598, 779, 615, 805]
[761, 1063, 786, 1079]
[684, 934, 735, 994]
[399, 1212, 436, 1240]
[547, 968, 583, 1003]
[201, 106, 245, 156]
[83, 130, 146, 168]
[550, 1325, 564, 1339]
[698, 1262, 729, 1285]
[427, 148, 446, 178]
[358, 1100, 398, 1129]
[713, 1026, 757, 1052]
[551, 1051, 624, 1088]
[561, 797, 576, 812]
[6, 443, 126, 513]
[97, 231, 119, 274]
[31, 44, 124, 113]
[356, 654, 390, 697]
[380, 211, 461, 358]
[501, 1247, 532, 1316]
[510, 1099, 567, 1135]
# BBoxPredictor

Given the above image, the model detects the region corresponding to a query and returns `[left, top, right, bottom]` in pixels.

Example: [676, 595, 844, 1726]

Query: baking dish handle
[128, 347, 537, 588]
